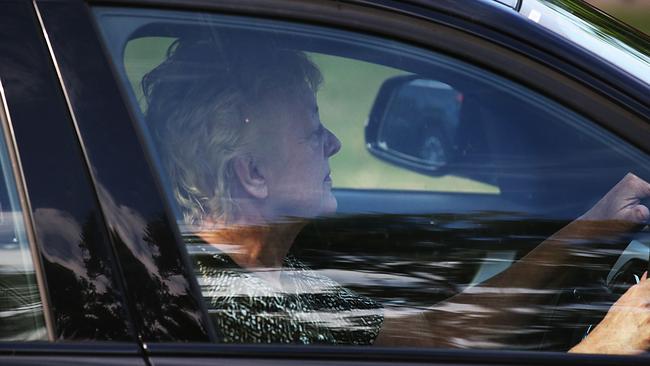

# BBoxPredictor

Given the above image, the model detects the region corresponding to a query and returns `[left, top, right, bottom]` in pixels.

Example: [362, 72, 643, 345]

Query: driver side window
[95, 7, 650, 352]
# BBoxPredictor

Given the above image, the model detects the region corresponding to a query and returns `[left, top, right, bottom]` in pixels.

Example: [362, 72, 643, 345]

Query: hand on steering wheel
[570, 272, 650, 354]
[567, 173, 650, 354]
[580, 173, 650, 231]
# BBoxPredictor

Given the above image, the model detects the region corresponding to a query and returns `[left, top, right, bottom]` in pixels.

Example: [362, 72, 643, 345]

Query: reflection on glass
[141, 36, 648, 351]
[141, 39, 384, 344]
[0, 220, 46, 340]
[98, 8, 650, 354]
[0, 111, 46, 339]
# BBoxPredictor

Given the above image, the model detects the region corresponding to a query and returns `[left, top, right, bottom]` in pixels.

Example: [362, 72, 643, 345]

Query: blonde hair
[143, 36, 322, 226]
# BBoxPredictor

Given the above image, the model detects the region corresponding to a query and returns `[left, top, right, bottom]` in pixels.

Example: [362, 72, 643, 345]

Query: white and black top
[194, 251, 384, 345]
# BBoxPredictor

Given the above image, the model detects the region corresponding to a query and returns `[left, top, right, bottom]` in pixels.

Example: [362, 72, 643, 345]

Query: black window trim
[144, 343, 650, 365]
[35, 0, 215, 344]
[0, 0, 136, 342]
[0, 341, 144, 359]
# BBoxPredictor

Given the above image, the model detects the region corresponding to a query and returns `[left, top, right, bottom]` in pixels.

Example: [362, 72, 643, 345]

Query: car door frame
[0, 0, 145, 364]
[35, 0, 650, 365]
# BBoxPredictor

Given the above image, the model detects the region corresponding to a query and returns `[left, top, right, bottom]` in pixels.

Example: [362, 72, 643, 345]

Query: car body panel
[0, 0, 647, 364]
[0, 0, 134, 341]
[34, 0, 214, 343]
[0, 342, 145, 366]
[143, 343, 650, 366]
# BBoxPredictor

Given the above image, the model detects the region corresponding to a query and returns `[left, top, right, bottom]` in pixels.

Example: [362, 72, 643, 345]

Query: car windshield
[519, 0, 650, 85]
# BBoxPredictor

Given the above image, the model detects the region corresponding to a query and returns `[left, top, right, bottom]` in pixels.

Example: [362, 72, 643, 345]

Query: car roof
[491, 0, 520, 9]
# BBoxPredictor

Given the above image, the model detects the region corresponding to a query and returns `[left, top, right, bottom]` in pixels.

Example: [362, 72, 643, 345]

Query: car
[0, 0, 648, 364]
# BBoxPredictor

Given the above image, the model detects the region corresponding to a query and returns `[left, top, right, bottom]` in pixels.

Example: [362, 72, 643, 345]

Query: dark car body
[0, 0, 648, 365]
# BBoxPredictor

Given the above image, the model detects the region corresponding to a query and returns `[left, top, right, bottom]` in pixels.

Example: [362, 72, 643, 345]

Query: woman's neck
[197, 221, 303, 270]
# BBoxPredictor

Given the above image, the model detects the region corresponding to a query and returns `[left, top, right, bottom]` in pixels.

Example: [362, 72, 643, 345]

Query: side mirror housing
[365, 75, 462, 176]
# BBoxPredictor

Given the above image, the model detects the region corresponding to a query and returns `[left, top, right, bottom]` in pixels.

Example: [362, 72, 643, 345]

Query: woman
[143, 36, 650, 353]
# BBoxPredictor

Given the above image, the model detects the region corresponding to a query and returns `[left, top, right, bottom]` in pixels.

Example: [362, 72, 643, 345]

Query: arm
[375, 173, 650, 352]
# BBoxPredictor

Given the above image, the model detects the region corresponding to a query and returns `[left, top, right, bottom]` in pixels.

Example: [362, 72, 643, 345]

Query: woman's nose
[325, 128, 341, 157]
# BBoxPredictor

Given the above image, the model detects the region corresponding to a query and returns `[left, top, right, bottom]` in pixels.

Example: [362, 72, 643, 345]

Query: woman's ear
[232, 155, 268, 199]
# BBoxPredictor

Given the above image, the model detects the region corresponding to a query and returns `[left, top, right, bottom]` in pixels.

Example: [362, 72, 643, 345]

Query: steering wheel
[561, 226, 650, 350]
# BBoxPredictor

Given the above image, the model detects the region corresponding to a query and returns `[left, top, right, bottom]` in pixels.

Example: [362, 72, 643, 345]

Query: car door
[0, 0, 147, 364]
[36, 0, 650, 365]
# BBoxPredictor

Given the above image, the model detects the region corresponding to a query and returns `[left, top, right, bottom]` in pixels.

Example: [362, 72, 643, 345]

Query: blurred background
[585, 0, 650, 33]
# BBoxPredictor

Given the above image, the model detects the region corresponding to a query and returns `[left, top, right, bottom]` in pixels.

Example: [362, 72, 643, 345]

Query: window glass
[0, 88, 47, 340]
[95, 7, 650, 353]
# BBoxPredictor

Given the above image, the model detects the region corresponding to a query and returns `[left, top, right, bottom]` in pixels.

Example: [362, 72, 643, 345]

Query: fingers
[634, 205, 650, 224]
[643, 271, 648, 281]
[622, 173, 650, 224]
[625, 173, 650, 200]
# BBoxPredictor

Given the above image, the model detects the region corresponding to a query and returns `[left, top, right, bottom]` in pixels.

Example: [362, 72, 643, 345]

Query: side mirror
[365, 75, 462, 175]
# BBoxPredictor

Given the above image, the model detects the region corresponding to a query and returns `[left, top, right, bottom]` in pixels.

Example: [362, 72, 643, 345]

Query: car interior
[93, 7, 650, 351]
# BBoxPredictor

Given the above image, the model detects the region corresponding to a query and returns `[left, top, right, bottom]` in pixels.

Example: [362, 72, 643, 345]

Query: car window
[94, 7, 650, 352]
[0, 85, 47, 341]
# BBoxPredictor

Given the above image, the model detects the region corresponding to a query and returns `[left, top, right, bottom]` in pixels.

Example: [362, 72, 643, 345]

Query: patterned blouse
[193, 250, 384, 345]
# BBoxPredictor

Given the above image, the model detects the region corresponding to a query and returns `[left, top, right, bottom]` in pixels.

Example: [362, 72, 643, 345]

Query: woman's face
[252, 88, 341, 223]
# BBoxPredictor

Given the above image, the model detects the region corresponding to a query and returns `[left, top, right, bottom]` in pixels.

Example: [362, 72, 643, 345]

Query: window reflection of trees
[292, 212, 622, 350]
[38, 211, 130, 340]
